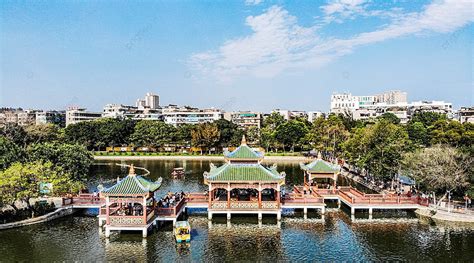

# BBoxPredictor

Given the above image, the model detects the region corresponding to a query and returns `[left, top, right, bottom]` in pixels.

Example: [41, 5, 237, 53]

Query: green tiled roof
[204, 163, 285, 182]
[103, 175, 162, 195]
[225, 145, 263, 159]
[300, 159, 340, 173]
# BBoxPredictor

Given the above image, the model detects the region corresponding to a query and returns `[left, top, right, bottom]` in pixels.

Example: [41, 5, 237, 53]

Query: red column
[106, 197, 110, 225]
[276, 189, 280, 208]
[208, 188, 212, 208]
[227, 187, 231, 209]
[143, 197, 147, 224]
[258, 189, 262, 209]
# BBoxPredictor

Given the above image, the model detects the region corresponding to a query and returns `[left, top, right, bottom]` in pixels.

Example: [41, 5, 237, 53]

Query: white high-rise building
[144, 93, 159, 109]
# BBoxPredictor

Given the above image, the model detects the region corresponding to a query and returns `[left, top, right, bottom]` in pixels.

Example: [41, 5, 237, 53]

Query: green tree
[407, 121, 428, 147]
[309, 115, 349, 156]
[27, 143, 94, 181]
[275, 120, 308, 152]
[343, 119, 409, 181]
[0, 123, 27, 147]
[245, 126, 261, 145]
[174, 124, 194, 146]
[215, 119, 243, 148]
[410, 111, 446, 127]
[0, 161, 83, 214]
[378, 112, 401, 124]
[64, 121, 99, 150]
[402, 145, 472, 203]
[130, 120, 177, 148]
[191, 123, 220, 154]
[0, 136, 25, 170]
[25, 124, 60, 144]
[96, 118, 136, 149]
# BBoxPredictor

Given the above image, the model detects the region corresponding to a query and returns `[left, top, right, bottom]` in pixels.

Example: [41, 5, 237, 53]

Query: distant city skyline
[1, 0, 473, 112]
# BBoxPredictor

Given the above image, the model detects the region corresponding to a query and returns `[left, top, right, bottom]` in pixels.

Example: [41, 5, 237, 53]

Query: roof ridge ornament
[241, 135, 247, 145]
[129, 164, 136, 176]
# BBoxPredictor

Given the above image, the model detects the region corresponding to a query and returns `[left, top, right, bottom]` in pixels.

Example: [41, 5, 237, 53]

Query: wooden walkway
[63, 186, 430, 222]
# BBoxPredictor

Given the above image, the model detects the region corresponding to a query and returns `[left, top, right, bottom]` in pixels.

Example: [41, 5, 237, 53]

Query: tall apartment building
[35, 110, 66, 127]
[162, 104, 223, 126]
[135, 92, 159, 109]
[224, 111, 263, 129]
[66, 107, 102, 126]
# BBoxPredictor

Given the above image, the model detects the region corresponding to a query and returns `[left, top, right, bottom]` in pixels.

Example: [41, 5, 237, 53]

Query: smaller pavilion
[204, 136, 286, 221]
[101, 164, 162, 238]
[300, 152, 341, 189]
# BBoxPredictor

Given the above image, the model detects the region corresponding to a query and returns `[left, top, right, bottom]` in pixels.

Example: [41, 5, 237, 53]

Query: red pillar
[227, 186, 231, 209]
[258, 189, 262, 209]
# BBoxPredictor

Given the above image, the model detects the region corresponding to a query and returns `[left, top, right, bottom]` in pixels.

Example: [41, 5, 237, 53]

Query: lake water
[0, 160, 473, 261]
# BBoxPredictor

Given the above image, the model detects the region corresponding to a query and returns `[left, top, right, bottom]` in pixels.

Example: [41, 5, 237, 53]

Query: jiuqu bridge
[62, 137, 428, 238]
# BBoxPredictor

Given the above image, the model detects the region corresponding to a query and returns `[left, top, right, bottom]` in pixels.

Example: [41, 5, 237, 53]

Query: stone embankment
[0, 207, 74, 230]
[415, 207, 474, 226]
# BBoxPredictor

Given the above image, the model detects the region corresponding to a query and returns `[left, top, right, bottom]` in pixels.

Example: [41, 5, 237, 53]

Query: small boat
[171, 167, 185, 178]
[174, 221, 191, 243]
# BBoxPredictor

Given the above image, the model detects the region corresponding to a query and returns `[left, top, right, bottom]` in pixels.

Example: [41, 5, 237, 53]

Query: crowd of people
[157, 191, 186, 208]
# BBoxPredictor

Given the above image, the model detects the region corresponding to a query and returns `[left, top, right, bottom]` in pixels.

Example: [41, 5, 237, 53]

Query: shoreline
[94, 155, 312, 162]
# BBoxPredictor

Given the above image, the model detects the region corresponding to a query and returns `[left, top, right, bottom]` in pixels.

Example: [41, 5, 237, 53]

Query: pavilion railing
[109, 215, 145, 226]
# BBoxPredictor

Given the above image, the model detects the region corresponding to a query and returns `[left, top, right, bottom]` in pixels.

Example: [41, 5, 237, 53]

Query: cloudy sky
[1, 0, 472, 112]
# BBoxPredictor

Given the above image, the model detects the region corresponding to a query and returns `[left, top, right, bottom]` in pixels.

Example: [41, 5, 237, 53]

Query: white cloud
[189, 0, 473, 82]
[245, 0, 263, 6]
[321, 0, 366, 16]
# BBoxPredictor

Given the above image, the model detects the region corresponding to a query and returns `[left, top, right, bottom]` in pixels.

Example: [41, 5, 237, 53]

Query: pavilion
[203, 136, 286, 221]
[300, 153, 341, 190]
[101, 164, 162, 237]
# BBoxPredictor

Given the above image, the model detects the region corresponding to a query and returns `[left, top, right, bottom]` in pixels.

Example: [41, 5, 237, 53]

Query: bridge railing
[155, 198, 185, 216]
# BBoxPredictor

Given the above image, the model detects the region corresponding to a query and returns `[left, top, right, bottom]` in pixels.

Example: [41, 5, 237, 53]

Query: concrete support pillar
[173, 219, 177, 226]
[105, 228, 110, 238]
[227, 212, 231, 220]
[98, 218, 104, 227]
[303, 207, 308, 219]
[277, 211, 281, 221]
[368, 214, 373, 220]
[208, 212, 213, 220]
[337, 199, 341, 209]
[142, 228, 147, 238]
[258, 212, 263, 221]
[369, 208, 373, 215]
[321, 206, 325, 215]
[351, 207, 355, 215]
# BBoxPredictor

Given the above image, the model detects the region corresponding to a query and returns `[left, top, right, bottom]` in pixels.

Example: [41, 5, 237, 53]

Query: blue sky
[1, 0, 472, 112]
